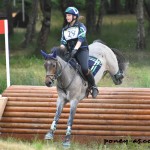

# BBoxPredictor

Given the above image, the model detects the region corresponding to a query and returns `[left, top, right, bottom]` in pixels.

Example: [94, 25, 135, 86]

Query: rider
[60, 6, 99, 98]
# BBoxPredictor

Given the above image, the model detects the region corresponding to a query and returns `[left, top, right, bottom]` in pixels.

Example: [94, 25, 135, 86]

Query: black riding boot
[85, 71, 99, 98]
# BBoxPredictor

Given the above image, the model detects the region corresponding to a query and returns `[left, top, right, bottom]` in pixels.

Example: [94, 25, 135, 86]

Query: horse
[41, 40, 128, 146]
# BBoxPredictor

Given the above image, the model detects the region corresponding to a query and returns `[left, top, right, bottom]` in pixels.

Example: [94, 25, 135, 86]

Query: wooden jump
[1, 85, 150, 143]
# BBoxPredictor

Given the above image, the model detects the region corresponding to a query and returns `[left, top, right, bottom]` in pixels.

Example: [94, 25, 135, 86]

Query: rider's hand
[71, 49, 78, 57]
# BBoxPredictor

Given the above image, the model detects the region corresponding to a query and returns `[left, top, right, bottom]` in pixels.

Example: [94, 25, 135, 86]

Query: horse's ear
[52, 50, 57, 59]
[41, 50, 48, 59]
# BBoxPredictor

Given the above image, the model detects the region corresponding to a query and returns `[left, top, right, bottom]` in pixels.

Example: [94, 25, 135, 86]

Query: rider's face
[66, 14, 76, 23]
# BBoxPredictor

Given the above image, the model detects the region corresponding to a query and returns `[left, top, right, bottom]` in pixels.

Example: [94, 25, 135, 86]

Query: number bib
[64, 27, 79, 41]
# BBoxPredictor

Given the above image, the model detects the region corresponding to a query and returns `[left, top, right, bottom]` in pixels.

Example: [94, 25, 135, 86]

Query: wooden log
[1, 123, 150, 131]
[2, 117, 150, 126]
[0, 97, 8, 120]
[3, 112, 150, 120]
[7, 97, 150, 104]
[1, 128, 150, 136]
[2, 85, 150, 141]
[5, 106, 150, 115]
[6, 101, 150, 109]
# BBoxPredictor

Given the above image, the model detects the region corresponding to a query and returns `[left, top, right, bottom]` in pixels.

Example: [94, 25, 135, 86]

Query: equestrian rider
[60, 7, 99, 98]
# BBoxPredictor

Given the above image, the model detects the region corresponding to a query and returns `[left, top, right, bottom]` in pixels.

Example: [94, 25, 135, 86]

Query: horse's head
[41, 50, 58, 87]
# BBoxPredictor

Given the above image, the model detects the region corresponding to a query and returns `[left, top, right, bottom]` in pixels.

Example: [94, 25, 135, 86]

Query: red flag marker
[0, 20, 5, 34]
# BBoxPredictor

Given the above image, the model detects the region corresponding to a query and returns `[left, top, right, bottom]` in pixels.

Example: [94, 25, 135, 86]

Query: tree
[22, 0, 38, 48]
[125, 0, 136, 14]
[59, 0, 75, 27]
[85, 0, 96, 33]
[109, 0, 121, 14]
[144, 0, 150, 33]
[96, 0, 105, 33]
[35, 0, 51, 56]
[136, 0, 145, 50]
[3, 0, 13, 35]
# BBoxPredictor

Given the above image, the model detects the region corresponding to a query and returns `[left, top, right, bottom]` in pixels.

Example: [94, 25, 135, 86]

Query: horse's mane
[51, 46, 69, 61]
[93, 39, 128, 72]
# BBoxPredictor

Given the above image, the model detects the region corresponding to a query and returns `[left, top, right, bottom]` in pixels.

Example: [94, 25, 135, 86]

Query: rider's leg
[85, 70, 99, 98]
[76, 49, 99, 98]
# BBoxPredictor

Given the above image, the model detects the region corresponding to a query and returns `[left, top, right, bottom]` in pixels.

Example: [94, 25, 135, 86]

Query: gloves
[71, 49, 78, 57]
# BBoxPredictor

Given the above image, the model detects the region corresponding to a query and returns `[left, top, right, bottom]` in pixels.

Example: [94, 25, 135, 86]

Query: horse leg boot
[85, 71, 99, 98]
[45, 99, 66, 140]
[63, 100, 78, 147]
[113, 70, 124, 85]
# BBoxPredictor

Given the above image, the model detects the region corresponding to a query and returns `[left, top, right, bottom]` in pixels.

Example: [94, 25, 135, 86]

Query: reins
[55, 58, 78, 93]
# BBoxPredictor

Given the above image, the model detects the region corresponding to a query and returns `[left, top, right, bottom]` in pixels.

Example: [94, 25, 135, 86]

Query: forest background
[0, 0, 150, 93]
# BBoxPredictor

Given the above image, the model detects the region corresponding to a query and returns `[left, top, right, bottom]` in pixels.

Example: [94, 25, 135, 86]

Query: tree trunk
[125, 0, 136, 14]
[144, 0, 150, 33]
[86, 0, 96, 33]
[59, 0, 75, 27]
[35, 0, 51, 56]
[110, 0, 121, 14]
[136, 0, 146, 50]
[3, 0, 13, 35]
[96, 0, 105, 34]
[22, 0, 38, 48]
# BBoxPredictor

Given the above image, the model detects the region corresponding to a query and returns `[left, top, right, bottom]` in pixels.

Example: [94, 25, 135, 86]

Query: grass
[0, 13, 150, 93]
[0, 137, 150, 150]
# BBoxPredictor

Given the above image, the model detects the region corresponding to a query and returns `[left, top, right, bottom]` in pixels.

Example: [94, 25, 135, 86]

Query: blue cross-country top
[60, 21, 88, 52]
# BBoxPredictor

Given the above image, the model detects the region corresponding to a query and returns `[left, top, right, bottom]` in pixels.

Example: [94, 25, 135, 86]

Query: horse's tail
[111, 48, 129, 73]
[93, 39, 129, 73]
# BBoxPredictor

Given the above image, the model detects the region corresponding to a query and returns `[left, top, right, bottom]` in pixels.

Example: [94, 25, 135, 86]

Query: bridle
[45, 58, 77, 92]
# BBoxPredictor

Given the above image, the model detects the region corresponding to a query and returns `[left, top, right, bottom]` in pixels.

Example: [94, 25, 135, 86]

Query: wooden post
[0, 97, 8, 120]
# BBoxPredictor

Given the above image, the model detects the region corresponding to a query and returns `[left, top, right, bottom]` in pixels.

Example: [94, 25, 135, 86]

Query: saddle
[68, 56, 102, 97]
[68, 56, 102, 78]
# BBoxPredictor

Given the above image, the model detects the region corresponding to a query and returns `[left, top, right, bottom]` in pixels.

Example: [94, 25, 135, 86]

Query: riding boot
[85, 71, 99, 98]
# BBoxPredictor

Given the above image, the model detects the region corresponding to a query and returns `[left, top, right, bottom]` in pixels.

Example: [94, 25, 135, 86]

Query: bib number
[64, 27, 79, 41]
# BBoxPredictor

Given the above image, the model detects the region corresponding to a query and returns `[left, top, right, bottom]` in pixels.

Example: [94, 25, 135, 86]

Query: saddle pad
[88, 56, 102, 76]
[69, 56, 102, 77]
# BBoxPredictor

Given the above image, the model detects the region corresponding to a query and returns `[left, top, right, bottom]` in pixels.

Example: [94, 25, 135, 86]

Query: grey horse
[41, 40, 128, 146]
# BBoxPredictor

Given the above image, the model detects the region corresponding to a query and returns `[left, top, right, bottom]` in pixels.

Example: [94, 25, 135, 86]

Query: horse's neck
[57, 56, 75, 84]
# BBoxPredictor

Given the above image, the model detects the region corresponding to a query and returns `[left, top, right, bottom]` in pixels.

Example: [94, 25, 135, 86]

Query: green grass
[0, 137, 150, 150]
[0, 13, 150, 93]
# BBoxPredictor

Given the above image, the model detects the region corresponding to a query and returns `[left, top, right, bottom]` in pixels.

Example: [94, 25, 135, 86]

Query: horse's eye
[52, 64, 56, 67]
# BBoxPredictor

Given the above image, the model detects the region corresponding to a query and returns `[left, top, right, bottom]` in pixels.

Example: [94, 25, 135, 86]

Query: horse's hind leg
[45, 98, 66, 140]
[63, 99, 78, 146]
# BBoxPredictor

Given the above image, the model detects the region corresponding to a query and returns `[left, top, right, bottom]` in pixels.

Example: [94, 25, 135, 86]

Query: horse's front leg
[63, 99, 78, 146]
[45, 97, 66, 140]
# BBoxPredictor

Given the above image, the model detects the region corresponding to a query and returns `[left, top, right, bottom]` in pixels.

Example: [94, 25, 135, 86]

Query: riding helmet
[65, 7, 79, 17]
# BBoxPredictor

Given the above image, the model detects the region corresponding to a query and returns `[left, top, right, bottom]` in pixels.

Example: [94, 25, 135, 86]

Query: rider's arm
[74, 41, 82, 50]
[60, 29, 67, 49]
[74, 23, 87, 50]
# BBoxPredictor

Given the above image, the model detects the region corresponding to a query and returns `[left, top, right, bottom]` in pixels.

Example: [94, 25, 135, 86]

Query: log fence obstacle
[1, 85, 150, 143]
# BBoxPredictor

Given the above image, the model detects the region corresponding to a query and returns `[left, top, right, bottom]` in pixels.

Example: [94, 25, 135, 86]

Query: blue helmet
[65, 7, 79, 17]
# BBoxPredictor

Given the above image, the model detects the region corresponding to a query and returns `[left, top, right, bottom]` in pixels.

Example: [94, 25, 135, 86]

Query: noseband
[46, 60, 63, 85]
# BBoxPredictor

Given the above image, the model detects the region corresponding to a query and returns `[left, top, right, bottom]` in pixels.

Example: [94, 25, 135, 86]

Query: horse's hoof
[62, 135, 71, 147]
[44, 130, 54, 140]
[62, 140, 71, 147]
